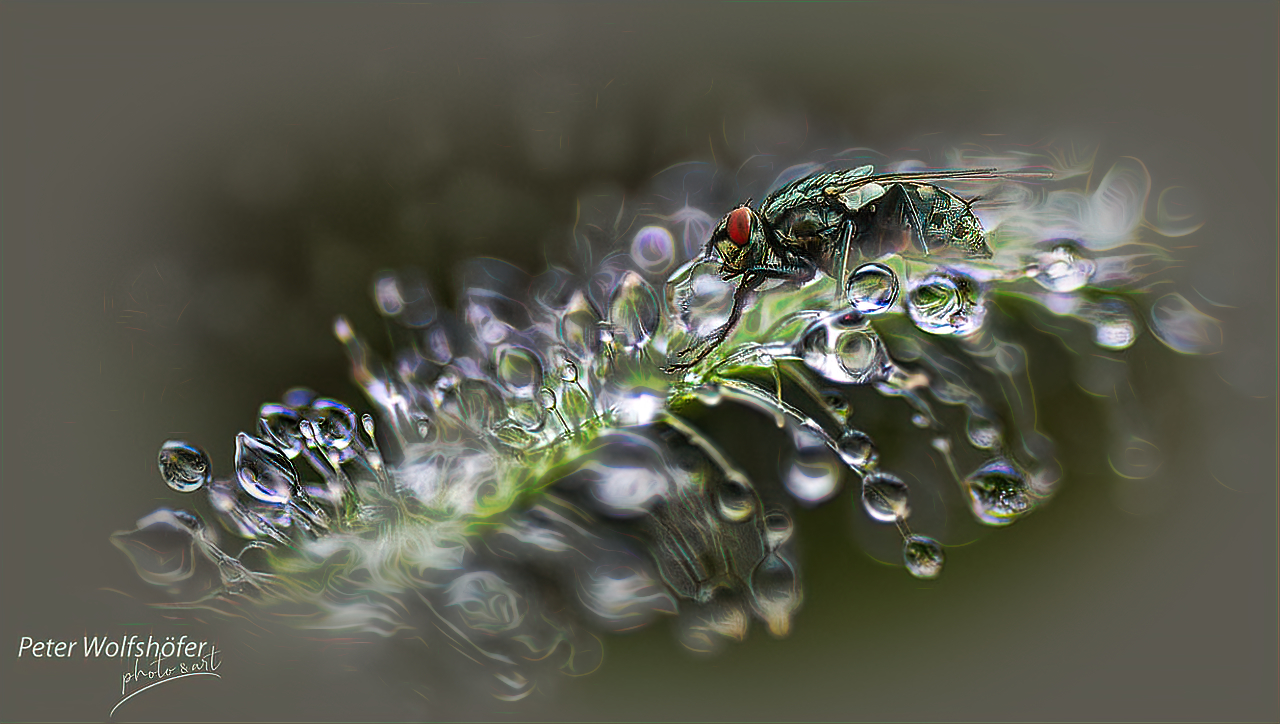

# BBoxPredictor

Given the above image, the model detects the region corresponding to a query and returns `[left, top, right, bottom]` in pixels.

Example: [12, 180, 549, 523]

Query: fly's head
[710, 203, 768, 276]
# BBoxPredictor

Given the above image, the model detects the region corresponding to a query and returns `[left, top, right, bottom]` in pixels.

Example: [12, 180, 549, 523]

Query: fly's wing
[759, 164, 875, 219]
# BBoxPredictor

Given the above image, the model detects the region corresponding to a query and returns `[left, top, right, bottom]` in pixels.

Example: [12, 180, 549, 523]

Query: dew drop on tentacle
[309, 398, 360, 462]
[860, 471, 910, 523]
[1026, 241, 1096, 293]
[902, 534, 945, 580]
[607, 271, 661, 353]
[907, 271, 987, 336]
[796, 311, 891, 385]
[235, 433, 299, 505]
[495, 345, 545, 399]
[158, 440, 212, 492]
[963, 457, 1037, 526]
[845, 262, 900, 314]
[667, 258, 737, 338]
[835, 428, 879, 473]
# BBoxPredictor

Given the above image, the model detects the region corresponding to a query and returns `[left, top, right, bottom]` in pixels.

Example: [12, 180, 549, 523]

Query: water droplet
[608, 271, 660, 352]
[631, 225, 676, 275]
[495, 345, 544, 398]
[235, 433, 298, 505]
[667, 258, 736, 338]
[158, 440, 211, 492]
[845, 262, 900, 314]
[558, 291, 603, 359]
[861, 472, 910, 522]
[309, 398, 358, 460]
[1149, 293, 1222, 355]
[911, 413, 930, 428]
[259, 403, 305, 458]
[903, 535, 944, 580]
[797, 311, 890, 385]
[835, 429, 878, 472]
[1028, 242, 1095, 292]
[964, 457, 1035, 526]
[907, 271, 986, 336]
[966, 416, 1002, 449]
[1088, 298, 1138, 350]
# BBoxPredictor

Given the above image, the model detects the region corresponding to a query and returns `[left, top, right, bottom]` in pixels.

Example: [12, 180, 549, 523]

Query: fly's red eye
[727, 207, 752, 246]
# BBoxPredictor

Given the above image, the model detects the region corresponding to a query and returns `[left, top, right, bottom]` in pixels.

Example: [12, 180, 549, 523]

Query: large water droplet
[667, 258, 736, 338]
[1149, 293, 1222, 355]
[495, 345, 544, 398]
[235, 433, 298, 505]
[631, 225, 677, 275]
[1028, 242, 1095, 293]
[608, 271, 660, 352]
[845, 262, 900, 314]
[861, 471, 910, 522]
[903, 535, 944, 580]
[797, 311, 890, 385]
[963, 457, 1035, 526]
[158, 440, 211, 492]
[558, 290, 603, 359]
[907, 271, 986, 336]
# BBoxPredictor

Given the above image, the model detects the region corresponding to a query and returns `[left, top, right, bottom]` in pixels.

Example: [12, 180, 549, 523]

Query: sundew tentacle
[114, 140, 1217, 702]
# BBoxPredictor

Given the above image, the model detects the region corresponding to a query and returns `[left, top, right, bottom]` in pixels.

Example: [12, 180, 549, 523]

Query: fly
[666, 165, 1050, 372]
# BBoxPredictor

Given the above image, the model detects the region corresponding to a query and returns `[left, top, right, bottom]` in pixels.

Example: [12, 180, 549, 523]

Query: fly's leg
[665, 275, 765, 374]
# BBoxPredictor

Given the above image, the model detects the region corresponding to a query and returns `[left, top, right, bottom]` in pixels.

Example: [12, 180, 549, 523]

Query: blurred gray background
[2, 2, 1275, 721]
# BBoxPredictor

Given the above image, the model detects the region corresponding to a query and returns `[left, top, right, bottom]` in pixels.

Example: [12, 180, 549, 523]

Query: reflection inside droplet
[158, 440, 211, 493]
[845, 262, 899, 314]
